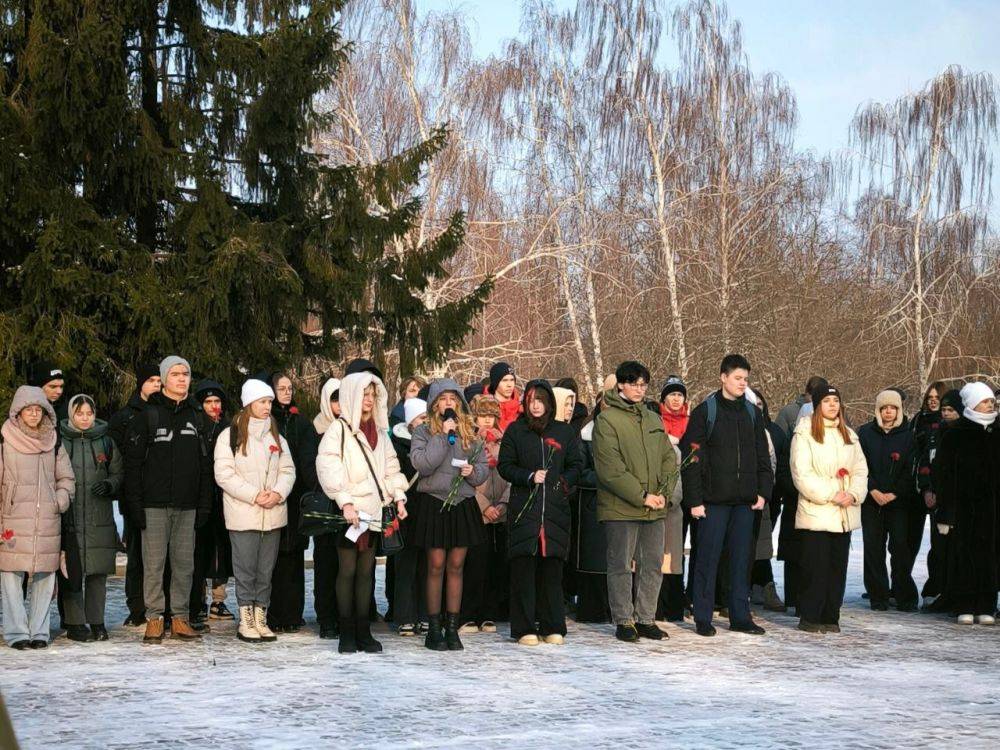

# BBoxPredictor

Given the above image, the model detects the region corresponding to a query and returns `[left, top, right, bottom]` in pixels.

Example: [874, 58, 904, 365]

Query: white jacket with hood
[316, 372, 408, 522]
[214, 417, 296, 531]
[790, 417, 868, 533]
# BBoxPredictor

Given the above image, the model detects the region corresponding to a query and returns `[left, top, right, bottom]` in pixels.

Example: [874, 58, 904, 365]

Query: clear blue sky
[419, 0, 1000, 159]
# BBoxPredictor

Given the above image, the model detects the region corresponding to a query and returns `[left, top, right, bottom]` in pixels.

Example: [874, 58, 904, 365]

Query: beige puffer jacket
[1, 387, 75, 574]
[790, 417, 868, 533]
[214, 417, 295, 532]
[317, 372, 408, 522]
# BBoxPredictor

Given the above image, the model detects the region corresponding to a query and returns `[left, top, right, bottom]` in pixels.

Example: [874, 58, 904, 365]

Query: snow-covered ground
[2, 528, 999, 749]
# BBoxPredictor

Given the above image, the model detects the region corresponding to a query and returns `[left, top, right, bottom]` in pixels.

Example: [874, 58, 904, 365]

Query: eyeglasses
[622, 381, 649, 390]
[276, 386, 294, 394]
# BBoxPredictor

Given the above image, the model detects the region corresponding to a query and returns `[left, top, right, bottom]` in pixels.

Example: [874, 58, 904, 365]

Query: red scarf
[360, 418, 378, 450]
[660, 403, 689, 440]
[485, 386, 523, 431]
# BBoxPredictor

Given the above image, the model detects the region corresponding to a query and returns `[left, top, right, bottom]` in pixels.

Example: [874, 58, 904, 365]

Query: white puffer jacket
[214, 417, 296, 532]
[316, 372, 408, 522]
[790, 417, 868, 533]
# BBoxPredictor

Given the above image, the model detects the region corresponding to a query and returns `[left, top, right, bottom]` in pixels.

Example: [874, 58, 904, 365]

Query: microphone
[443, 408, 458, 445]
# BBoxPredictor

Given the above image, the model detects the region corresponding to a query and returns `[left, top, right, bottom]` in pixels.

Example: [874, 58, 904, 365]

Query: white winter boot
[976, 614, 995, 625]
[957, 614, 975, 625]
[254, 605, 277, 642]
[238, 605, 261, 643]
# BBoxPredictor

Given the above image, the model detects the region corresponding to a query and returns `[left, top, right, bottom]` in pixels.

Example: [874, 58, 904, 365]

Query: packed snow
[2, 527, 998, 749]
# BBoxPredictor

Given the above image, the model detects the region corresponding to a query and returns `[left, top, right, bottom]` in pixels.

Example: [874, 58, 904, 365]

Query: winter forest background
[2, 0, 999, 415]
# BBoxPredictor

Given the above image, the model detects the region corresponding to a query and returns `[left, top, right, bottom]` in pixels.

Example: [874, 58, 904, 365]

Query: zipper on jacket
[539, 435, 547, 557]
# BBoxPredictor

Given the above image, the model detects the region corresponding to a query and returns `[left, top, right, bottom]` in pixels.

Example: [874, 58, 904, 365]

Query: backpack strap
[705, 392, 757, 442]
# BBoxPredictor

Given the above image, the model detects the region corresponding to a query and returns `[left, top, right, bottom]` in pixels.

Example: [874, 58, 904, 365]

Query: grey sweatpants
[605, 519, 665, 625]
[229, 530, 281, 607]
[64, 573, 108, 626]
[143, 508, 196, 619]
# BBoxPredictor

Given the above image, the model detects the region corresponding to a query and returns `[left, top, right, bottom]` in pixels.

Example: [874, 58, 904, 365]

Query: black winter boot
[444, 612, 464, 651]
[424, 614, 448, 651]
[338, 618, 357, 654]
[355, 619, 383, 653]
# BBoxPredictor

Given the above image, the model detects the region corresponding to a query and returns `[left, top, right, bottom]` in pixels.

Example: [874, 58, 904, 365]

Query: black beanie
[489, 362, 515, 394]
[344, 358, 384, 383]
[812, 382, 840, 409]
[660, 375, 687, 402]
[940, 389, 962, 413]
[27, 361, 64, 388]
[135, 363, 160, 388]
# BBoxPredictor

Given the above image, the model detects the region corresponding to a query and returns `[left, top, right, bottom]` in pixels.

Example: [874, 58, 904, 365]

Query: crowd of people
[2, 353, 998, 652]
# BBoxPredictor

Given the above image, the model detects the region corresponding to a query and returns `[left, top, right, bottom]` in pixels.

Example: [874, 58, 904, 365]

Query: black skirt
[410, 491, 486, 550]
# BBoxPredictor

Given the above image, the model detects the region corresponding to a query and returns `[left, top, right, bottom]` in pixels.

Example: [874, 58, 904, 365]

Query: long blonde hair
[231, 407, 281, 457]
[810, 403, 853, 445]
[428, 396, 478, 451]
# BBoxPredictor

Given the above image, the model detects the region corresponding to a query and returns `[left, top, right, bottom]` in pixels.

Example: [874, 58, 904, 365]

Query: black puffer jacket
[498, 380, 584, 560]
[273, 401, 318, 552]
[857, 418, 916, 503]
[680, 391, 773, 508]
[122, 391, 213, 523]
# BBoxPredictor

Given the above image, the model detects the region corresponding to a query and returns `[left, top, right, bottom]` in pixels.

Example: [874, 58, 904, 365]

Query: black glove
[195, 510, 211, 529]
[91, 480, 114, 497]
[129, 506, 147, 531]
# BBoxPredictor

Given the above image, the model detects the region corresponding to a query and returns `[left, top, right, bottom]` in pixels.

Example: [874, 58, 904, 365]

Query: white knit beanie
[403, 398, 427, 427]
[241, 379, 275, 407]
[960, 382, 995, 411]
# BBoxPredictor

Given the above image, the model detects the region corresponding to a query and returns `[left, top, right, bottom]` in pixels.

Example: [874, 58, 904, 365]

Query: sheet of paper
[345, 511, 374, 542]
[451, 458, 469, 468]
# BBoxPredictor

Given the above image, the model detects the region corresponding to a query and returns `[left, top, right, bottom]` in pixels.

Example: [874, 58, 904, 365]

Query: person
[316, 371, 408, 653]
[389, 397, 429, 636]
[28, 361, 68, 422]
[498, 382, 582, 646]
[552, 387, 576, 426]
[789, 383, 868, 633]
[459, 395, 510, 635]
[594, 361, 678, 642]
[775, 376, 826, 438]
[58, 394, 123, 642]
[857, 389, 918, 611]
[655, 376, 690, 621]
[572, 397, 611, 623]
[123, 355, 213, 644]
[1, 386, 75, 649]
[390, 376, 428, 428]
[483, 362, 523, 431]
[108, 363, 161, 626]
[409, 378, 489, 651]
[311, 376, 341, 639]
[264, 372, 317, 633]
[554, 377, 589, 433]
[916, 388, 962, 610]
[213, 380, 295, 643]
[910, 381, 946, 607]
[933, 382, 999, 625]
[659, 376, 690, 441]
[680, 354, 772, 637]
[190, 379, 234, 625]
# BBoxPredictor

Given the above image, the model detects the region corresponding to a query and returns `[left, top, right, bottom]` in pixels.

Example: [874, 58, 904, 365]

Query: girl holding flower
[214, 380, 296, 644]
[790, 384, 868, 633]
[498, 380, 583, 646]
[409, 379, 489, 651]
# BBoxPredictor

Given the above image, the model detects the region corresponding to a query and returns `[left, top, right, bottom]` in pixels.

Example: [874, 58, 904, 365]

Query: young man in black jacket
[680, 354, 773, 636]
[108, 363, 161, 626]
[857, 389, 918, 611]
[124, 355, 214, 643]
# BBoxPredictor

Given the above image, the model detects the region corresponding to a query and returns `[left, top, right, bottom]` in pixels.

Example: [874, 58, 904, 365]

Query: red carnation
[289, 406, 300, 415]
[689, 442, 701, 451]
[690, 455, 700, 463]
[918, 466, 931, 476]
[269, 444, 280, 454]
[890, 452, 900, 462]
[95, 453, 108, 464]
[1, 529, 13, 542]
[544, 437, 562, 451]
[837, 468, 849, 478]
[488, 457, 498, 468]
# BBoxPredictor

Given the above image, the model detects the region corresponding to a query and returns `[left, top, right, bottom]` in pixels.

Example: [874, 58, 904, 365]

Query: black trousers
[391, 541, 427, 625]
[922, 518, 947, 598]
[123, 516, 146, 618]
[509, 555, 566, 639]
[269, 548, 305, 626]
[460, 524, 509, 624]
[574, 573, 610, 622]
[656, 573, 686, 620]
[798, 530, 850, 625]
[783, 558, 802, 609]
[312, 534, 339, 625]
[861, 501, 917, 606]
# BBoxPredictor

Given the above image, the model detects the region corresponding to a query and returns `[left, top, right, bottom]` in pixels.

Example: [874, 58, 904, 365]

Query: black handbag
[298, 489, 341, 538]
[350, 430, 404, 556]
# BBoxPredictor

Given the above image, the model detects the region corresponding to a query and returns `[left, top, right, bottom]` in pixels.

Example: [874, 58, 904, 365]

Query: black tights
[336, 545, 376, 621]
[426, 547, 467, 615]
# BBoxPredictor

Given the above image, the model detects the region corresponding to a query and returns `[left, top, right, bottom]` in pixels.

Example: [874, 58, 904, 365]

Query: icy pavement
[2, 528, 999, 749]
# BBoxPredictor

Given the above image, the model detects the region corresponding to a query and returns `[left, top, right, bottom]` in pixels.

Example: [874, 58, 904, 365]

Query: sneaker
[635, 623, 666, 640]
[10, 640, 30, 650]
[480, 621, 497, 633]
[28, 640, 48, 649]
[615, 623, 639, 643]
[976, 614, 995, 626]
[417, 621, 429, 635]
[957, 614, 975, 625]
[543, 634, 565, 645]
[517, 634, 540, 646]
[209, 602, 235, 620]
[458, 621, 480, 635]
[397, 623, 417, 637]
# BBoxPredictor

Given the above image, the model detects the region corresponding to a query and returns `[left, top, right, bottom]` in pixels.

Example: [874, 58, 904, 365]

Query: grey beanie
[159, 355, 191, 382]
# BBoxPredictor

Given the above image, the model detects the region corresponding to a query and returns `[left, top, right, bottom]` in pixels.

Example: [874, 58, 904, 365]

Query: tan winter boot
[237, 606, 261, 643]
[143, 617, 164, 644]
[253, 605, 277, 643]
[170, 617, 202, 640]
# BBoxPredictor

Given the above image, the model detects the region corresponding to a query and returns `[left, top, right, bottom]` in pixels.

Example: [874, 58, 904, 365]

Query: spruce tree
[0, 0, 489, 404]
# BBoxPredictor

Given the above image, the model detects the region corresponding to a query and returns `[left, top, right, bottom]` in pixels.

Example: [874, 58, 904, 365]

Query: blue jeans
[692, 504, 754, 627]
[2, 571, 55, 645]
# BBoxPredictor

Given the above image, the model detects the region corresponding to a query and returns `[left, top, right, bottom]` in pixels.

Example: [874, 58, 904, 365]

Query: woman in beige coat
[214, 379, 295, 644]
[1, 386, 75, 649]
[790, 383, 868, 634]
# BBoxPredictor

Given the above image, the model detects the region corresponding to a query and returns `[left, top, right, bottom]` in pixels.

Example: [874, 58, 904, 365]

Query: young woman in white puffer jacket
[214, 380, 295, 644]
